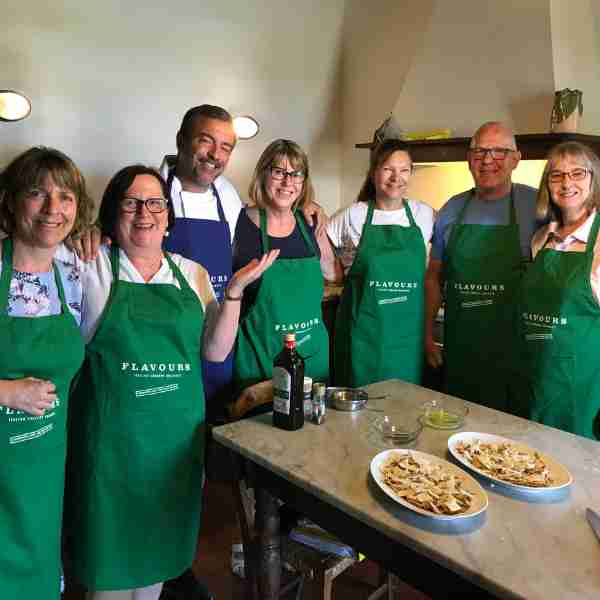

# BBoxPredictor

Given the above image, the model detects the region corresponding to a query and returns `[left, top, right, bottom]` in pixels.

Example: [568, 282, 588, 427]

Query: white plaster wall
[550, 0, 600, 134]
[339, 0, 435, 207]
[1, 1, 344, 214]
[340, 0, 556, 212]
[393, 1, 555, 137]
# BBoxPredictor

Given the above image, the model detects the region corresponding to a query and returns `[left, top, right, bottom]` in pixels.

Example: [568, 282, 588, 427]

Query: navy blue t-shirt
[232, 209, 321, 315]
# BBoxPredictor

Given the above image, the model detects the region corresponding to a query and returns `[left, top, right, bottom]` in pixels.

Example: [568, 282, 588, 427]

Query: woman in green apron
[0, 147, 93, 599]
[514, 142, 600, 439]
[231, 140, 340, 415]
[65, 166, 276, 600]
[327, 139, 434, 387]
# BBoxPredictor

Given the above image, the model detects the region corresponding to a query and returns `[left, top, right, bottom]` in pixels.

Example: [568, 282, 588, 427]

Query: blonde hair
[537, 141, 600, 223]
[247, 139, 315, 211]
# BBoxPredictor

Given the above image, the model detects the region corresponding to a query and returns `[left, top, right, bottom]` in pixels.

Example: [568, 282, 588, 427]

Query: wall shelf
[355, 133, 600, 162]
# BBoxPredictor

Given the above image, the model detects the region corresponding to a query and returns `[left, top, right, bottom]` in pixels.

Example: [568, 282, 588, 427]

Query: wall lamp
[233, 115, 259, 140]
[0, 90, 31, 122]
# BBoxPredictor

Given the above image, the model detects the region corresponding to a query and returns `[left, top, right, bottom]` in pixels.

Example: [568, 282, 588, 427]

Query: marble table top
[213, 379, 600, 600]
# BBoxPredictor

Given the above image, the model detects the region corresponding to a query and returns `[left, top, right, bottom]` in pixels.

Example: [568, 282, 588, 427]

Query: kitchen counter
[214, 379, 600, 599]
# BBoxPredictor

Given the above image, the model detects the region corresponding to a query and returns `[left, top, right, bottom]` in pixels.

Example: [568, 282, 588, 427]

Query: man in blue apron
[424, 122, 540, 411]
[160, 105, 241, 424]
[159, 105, 239, 600]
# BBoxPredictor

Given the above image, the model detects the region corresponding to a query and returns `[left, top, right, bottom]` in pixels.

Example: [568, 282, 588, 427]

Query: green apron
[443, 188, 523, 411]
[0, 238, 84, 600]
[233, 209, 329, 393]
[333, 200, 426, 387]
[514, 212, 600, 438]
[66, 246, 205, 590]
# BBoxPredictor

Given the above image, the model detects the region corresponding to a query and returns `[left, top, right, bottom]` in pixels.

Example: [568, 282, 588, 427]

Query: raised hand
[302, 200, 329, 236]
[227, 249, 280, 298]
[65, 225, 109, 262]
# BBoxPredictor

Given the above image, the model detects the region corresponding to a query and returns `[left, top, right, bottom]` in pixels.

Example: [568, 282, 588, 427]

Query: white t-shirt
[56, 246, 217, 344]
[160, 157, 243, 243]
[327, 200, 436, 274]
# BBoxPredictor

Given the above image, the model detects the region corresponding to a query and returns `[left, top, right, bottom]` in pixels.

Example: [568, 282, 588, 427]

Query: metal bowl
[326, 387, 368, 411]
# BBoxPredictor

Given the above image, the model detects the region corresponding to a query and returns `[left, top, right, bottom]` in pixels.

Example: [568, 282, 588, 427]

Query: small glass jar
[303, 377, 313, 418]
[311, 382, 326, 424]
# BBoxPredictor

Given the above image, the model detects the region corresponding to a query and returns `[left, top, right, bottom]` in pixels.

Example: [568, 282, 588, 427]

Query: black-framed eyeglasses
[121, 197, 169, 213]
[269, 166, 306, 183]
[469, 147, 515, 160]
[548, 167, 590, 184]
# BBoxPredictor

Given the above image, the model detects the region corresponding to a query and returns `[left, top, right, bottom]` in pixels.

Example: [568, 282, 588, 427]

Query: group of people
[1, 104, 599, 600]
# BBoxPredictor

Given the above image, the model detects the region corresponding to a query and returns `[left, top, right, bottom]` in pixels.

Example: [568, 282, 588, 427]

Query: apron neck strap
[0, 237, 68, 314]
[294, 210, 318, 256]
[259, 208, 269, 252]
[366, 199, 416, 227]
[0, 238, 14, 311]
[259, 208, 318, 256]
[110, 243, 194, 295]
[457, 187, 516, 225]
[403, 199, 417, 227]
[168, 166, 227, 225]
[585, 212, 600, 270]
[163, 252, 195, 294]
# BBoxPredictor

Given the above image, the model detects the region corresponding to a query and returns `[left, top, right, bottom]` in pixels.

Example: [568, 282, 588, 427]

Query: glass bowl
[376, 410, 423, 445]
[421, 397, 468, 430]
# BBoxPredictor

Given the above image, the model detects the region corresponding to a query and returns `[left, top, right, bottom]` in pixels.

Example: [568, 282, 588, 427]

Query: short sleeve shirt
[327, 199, 435, 274]
[431, 183, 540, 262]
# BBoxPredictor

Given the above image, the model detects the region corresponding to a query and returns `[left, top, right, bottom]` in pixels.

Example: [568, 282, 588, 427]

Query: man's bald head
[470, 121, 517, 150]
[468, 121, 521, 200]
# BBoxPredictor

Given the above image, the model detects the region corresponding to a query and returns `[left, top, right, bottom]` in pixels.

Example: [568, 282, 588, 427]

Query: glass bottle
[272, 333, 305, 431]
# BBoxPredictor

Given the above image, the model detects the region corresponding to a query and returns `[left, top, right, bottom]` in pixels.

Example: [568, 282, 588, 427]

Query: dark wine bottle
[272, 333, 305, 431]
[593, 408, 600, 441]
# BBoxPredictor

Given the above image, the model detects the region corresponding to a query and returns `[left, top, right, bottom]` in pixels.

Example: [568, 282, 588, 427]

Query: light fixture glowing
[0, 90, 31, 122]
[233, 115, 259, 140]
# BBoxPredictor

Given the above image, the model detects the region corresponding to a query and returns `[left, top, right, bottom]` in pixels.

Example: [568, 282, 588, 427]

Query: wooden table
[213, 380, 600, 599]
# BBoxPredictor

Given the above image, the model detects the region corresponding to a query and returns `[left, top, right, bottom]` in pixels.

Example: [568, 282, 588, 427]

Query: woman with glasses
[327, 139, 435, 387]
[0, 147, 93, 600]
[513, 142, 600, 439]
[231, 139, 340, 413]
[63, 165, 277, 600]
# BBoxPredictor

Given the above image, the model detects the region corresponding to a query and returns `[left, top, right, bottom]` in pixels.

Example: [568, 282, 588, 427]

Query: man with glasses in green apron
[424, 122, 540, 411]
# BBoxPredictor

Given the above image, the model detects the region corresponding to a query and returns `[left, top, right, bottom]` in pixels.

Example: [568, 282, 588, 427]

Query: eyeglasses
[469, 147, 515, 161]
[121, 197, 169, 213]
[269, 166, 306, 183]
[548, 167, 590, 184]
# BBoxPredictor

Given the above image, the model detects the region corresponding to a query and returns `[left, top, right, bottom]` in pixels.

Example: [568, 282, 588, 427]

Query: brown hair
[356, 138, 413, 203]
[98, 165, 175, 240]
[0, 146, 94, 237]
[537, 141, 600, 223]
[247, 139, 315, 211]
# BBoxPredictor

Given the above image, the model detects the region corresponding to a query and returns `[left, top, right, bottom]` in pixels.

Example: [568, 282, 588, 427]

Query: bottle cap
[303, 377, 313, 392]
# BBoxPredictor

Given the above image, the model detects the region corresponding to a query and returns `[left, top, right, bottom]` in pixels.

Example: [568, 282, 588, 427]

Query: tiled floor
[64, 478, 429, 599]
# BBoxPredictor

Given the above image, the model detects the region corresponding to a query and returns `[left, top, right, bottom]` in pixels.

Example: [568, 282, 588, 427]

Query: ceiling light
[0, 90, 31, 122]
[233, 115, 259, 140]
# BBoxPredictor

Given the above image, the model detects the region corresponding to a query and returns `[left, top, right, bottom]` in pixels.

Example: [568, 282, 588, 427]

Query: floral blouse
[1, 259, 83, 325]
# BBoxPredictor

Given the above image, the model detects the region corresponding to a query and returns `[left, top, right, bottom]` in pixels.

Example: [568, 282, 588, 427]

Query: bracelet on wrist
[224, 288, 243, 302]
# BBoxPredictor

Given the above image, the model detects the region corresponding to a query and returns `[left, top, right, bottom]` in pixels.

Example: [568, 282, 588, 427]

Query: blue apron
[163, 170, 233, 416]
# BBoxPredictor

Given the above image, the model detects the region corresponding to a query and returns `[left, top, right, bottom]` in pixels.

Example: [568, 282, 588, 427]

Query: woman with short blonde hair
[247, 138, 315, 211]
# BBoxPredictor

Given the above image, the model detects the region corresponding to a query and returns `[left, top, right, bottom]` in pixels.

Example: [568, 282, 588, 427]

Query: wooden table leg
[255, 485, 281, 599]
